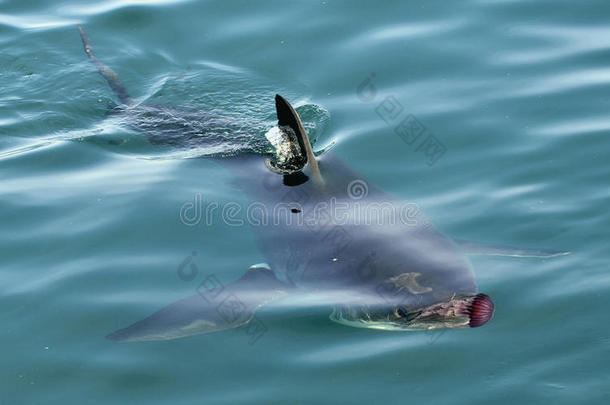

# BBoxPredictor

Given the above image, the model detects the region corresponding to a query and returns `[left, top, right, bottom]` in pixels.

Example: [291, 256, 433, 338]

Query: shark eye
[396, 307, 409, 318]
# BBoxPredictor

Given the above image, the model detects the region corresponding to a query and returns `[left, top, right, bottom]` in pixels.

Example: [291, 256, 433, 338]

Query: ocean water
[1, 0, 609, 404]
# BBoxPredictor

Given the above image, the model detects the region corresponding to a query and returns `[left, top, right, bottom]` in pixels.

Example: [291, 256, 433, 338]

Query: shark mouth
[414, 293, 494, 328]
[331, 293, 495, 331]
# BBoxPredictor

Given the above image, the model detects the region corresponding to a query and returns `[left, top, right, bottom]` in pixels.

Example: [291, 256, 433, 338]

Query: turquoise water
[2, 0, 610, 403]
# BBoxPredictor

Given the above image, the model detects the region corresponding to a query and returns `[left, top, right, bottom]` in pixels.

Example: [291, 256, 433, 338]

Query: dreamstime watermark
[179, 179, 431, 229]
[356, 72, 447, 166]
[176, 252, 267, 345]
[347, 179, 368, 199]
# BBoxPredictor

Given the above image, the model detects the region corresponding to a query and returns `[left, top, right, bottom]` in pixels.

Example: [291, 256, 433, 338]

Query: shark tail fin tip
[77, 25, 133, 106]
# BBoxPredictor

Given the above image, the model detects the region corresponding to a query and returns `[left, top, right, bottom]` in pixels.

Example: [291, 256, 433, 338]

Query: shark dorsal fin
[275, 94, 323, 186]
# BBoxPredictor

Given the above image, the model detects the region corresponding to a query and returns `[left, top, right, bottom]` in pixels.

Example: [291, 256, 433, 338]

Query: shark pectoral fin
[274, 94, 324, 186]
[454, 239, 570, 258]
[106, 265, 289, 342]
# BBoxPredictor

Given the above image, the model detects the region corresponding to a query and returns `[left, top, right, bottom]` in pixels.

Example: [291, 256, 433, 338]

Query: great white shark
[77, 26, 568, 342]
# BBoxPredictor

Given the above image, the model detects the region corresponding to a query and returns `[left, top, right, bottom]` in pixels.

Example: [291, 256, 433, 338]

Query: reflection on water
[1, 0, 609, 404]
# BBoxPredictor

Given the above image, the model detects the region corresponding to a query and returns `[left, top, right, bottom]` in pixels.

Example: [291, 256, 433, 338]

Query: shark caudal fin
[274, 94, 324, 186]
[454, 239, 570, 258]
[106, 265, 289, 342]
[78, 25, 133, 105]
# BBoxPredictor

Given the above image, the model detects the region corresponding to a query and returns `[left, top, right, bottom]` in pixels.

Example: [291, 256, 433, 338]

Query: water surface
[1, 1, 609, 404]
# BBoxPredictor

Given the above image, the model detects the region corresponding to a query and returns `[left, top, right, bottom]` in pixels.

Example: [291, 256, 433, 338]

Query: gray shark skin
[109, 149, 486, 342]
[77, 26, 567, 342]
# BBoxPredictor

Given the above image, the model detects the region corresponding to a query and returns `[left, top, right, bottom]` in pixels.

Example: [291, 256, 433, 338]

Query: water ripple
[496, 25, 610, 65]
[59, 0, 192, 16]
